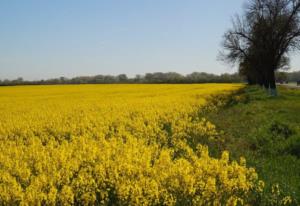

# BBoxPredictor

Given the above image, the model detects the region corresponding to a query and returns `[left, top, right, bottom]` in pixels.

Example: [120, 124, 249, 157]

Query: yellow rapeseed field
[0, 84, 266, 205]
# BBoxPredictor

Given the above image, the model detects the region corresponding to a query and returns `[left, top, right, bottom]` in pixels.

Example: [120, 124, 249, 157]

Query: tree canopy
[221, 0, 300, 95]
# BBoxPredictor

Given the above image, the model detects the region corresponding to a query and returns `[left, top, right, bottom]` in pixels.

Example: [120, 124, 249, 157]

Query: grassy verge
[205, 86, 300, 202]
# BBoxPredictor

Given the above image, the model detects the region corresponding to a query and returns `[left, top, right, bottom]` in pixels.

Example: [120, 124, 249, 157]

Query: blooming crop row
[0, 84, 272, 205]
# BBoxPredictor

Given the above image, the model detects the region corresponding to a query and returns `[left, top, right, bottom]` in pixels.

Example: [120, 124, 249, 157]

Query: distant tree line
[287, 70, 300, 82]
[275, 70, 300, 82]
[0, 72, 243, 86]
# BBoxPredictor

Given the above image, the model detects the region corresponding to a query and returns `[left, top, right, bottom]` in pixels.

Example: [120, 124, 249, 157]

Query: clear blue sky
[0, 0, 299, 80]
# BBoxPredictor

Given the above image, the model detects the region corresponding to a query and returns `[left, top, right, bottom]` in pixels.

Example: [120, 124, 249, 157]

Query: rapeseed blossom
[0, 84, 277, 205]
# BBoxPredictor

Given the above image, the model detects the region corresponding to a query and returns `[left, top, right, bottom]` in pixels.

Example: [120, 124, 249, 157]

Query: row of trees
[275, 70, 300, 82]
[286, 70, 300, 81]
[221, 0, 300, 95]
[0, 72, 243, 86]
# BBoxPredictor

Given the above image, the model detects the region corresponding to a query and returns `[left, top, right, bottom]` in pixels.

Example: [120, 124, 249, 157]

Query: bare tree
[221, 0, 300, 95]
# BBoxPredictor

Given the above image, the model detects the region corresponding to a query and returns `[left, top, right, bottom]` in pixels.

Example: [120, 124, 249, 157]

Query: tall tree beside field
[221, 0, 300, 95]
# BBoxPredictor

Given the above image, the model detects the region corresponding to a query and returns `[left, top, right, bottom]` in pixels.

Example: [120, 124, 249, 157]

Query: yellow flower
[0, 84, 270, 205]
[281, 196, 293, 205]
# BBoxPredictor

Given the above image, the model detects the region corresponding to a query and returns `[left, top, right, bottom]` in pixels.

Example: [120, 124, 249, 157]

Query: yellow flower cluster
[0, 84, 264, 205]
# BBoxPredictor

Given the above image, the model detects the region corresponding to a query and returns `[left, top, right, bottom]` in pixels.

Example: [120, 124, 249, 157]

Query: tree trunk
[269, 69, 277, 96]
[263, 75, 269, 90]
[257, 75, 264, 87]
